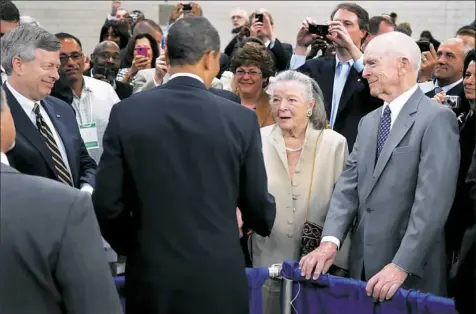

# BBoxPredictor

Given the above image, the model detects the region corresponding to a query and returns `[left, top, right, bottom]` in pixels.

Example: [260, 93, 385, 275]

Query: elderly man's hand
[236, 208, 244, 237]
[299, 242, 337, 280]
[366, 263, 408, 302]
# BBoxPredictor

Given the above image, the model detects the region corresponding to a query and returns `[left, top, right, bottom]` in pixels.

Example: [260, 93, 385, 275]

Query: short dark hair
[166, 16, 220, 67]
[330, 2, 369, 32]
[123, 32, 159, 68]
[390, 12, 397, 18]
[457, 25, 476, 37]
[133, 19, 162, 36]
[464, 49, 476, 75]
[369, 16, 394, 35]
[55, 32, 82, 49]
[100, 20, 131, 50]
[0, 0, 20, 22]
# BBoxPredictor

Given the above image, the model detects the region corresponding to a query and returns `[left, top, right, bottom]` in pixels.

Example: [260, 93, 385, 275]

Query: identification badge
[79, 122, 99, 149]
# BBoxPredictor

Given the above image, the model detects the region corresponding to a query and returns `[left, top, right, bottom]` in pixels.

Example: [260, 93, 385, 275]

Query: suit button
[293, 208, 296, 212]
[292, 181, 298, 187]
[366, 208, 372, 213]
[295, 170, 300, 174]
[288, 220, 293, 224]
[288, 234, 293, 238]
[292, 195, 298, 200]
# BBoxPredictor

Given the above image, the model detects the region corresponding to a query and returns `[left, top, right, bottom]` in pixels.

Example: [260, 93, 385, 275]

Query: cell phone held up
[443, 95, 460, 109]
[416, 41, 431, 53]
[254, 13, 264, 23]
[135, 47, 148, 57]
[182, 3, 192, 11]
[308, 24, 329, 38]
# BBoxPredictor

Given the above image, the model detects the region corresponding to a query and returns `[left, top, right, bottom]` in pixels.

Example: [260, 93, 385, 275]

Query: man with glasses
[55, 32, 120, 163]
[86, 41, 132, 100]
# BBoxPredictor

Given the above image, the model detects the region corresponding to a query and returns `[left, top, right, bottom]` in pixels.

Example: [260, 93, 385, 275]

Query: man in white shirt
[56, 32, 120, 163]
[300, 31, 460, 300]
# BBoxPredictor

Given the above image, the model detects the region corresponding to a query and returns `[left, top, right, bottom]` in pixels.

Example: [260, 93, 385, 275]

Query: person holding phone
[116, 33, 159, 84]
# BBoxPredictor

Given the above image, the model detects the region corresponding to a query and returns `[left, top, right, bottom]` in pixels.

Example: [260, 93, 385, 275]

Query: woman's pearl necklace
[285, 146, 304, 152]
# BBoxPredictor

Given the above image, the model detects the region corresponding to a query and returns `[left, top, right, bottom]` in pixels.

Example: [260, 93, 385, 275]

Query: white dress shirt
[72, 76, 120, 163]
[168, 72, 204, 83]
[5, 82, 93, 193]
[1, 152, 9, 165]
[322, 84, 419, 249]
[418, 78, 463, 94]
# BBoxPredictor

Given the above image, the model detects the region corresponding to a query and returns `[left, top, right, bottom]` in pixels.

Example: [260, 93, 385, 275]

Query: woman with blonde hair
[229, 39, 275, 127]
[252, 70, 351, 314]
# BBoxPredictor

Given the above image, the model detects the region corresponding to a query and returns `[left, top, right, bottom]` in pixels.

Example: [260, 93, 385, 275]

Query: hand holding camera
[250, 10, 274, 42]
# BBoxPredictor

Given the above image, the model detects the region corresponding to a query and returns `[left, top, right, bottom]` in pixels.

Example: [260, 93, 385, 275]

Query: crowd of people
[0, 0, 475, 314]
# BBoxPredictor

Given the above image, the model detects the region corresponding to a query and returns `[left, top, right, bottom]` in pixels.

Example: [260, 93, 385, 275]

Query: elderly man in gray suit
[0, 87, 122, 313]
[300, 31, 460, 301]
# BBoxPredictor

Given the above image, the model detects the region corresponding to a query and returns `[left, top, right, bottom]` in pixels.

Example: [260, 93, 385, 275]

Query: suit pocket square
[392, 146, 418, 156]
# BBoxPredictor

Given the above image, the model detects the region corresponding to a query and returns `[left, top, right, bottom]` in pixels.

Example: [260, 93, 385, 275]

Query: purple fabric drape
[281, 260, 457, 314]
[246, 267, 270, 314]
[114, 276, 126, 313]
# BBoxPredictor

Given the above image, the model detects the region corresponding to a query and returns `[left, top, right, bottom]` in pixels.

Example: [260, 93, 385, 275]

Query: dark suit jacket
[210, 87, 241, 103]
[92, 76, 275, 314]
[0, 163, 122, 314]
[4, 86, 97, 188]
[297, 57, 382, 150]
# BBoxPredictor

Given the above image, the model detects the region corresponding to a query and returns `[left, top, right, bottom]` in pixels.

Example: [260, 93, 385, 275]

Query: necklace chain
[285, 146, 304, 152]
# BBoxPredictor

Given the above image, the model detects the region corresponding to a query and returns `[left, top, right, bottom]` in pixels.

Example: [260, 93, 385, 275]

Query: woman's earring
[306, 108, 313, 117]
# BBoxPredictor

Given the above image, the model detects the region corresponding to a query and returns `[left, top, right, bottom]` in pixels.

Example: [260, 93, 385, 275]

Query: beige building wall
[14, 1, 476, 55]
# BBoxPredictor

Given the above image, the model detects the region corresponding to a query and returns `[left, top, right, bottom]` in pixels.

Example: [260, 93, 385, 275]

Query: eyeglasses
[97, 52, 120, 62]
[235, 69, 262, 77]
[59, 52, 83, 64]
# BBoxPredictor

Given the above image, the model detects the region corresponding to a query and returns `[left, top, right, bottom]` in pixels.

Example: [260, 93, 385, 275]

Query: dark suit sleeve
[92, 105, 134, 256]
[78, 136, 97, 187]
[237, 113, 276, 237]
[269, 38, 291, 72]
[55, 192, 122, 314]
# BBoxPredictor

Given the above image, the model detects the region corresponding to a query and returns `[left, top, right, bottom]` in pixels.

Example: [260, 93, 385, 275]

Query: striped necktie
[33, 103, 73, 186]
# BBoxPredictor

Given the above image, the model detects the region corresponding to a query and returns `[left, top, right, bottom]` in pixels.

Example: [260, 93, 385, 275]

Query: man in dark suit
[1, 25, 96, 191]
[290, 3, 382, 150]
[93, 16, 276, 314]
[0, 86, 122, 314]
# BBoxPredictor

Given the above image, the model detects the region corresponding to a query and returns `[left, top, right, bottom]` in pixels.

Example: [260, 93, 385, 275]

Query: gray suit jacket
[0, 163, 122, 314]
[322, 88, 460, 296]
[133, 68, 223, 93]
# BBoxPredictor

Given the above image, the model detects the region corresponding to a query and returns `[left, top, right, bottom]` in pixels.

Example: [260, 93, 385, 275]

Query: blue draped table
[281, 260, 457, 314]
[114, 267, 270, 314]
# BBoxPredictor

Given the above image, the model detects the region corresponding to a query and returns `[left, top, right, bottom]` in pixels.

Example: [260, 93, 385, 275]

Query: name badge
[79, 122, 99, 149]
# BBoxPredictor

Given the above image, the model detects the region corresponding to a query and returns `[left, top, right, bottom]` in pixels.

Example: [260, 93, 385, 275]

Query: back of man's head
[369, 16, 394, 35]
[166, 16, 220, 67]
[133, 19, 162, 36]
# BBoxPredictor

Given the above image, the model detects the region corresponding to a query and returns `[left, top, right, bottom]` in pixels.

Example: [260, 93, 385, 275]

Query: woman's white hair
[366, 31, 422, 72]
[20, 16, 41, 27]
[267, 70, 327, 130]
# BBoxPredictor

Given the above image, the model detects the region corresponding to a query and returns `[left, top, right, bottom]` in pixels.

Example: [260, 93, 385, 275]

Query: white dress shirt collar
[335, 55, 354, 68]
[435, 78, 463, 93]
[5, 81, 38, 114]
[0, 152, 9, 166]
[169, 72, 204, 84]
[382, 84, 419, 128]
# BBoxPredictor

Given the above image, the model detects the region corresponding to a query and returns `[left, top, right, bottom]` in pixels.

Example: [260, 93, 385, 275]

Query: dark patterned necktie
[377, 106, 392, 159]
[33, 103, 73, 186]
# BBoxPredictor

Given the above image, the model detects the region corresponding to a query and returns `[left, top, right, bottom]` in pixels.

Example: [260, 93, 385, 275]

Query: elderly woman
[229, 39, 275, 127]
[252, 70, 351, 314]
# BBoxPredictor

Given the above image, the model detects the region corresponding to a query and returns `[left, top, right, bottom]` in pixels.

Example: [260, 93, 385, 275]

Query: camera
[416, 41, 430, 53]
[308, 24, 329, 37]
[443, 95, 460, 109]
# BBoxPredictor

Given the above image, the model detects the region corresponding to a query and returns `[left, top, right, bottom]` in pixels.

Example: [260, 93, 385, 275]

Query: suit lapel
[4, 87, 57, 175]
[268, 126, 289, 173]
[41, 98, 77, 182]
[367, 90, 422, 195]
[361, 109, 381, 201]
[336, 68, 360, 117]
[319, 59, 336, 119]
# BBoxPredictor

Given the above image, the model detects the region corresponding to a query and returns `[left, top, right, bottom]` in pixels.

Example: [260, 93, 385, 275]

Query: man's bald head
[366, 31, 421, 72]
[363, 31, 421, 102]
[93, 40, 119, 54]
[435, 38, 469, 85]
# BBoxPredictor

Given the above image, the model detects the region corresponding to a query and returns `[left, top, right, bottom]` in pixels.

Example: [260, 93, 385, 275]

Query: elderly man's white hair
[231, 8, 247, 18]
[365, 31, 422, 72]
[20, 16, 41, 27]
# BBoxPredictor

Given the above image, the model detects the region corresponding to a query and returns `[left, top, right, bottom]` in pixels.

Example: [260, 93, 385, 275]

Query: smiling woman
[230, 39, 275, 127]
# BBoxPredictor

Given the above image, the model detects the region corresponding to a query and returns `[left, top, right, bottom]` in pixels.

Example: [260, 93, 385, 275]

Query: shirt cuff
[353, 55, 365, 73]
[290, 54, 306, 70]
[321, 236, 341, 250]
[80, 183, 94, 195]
